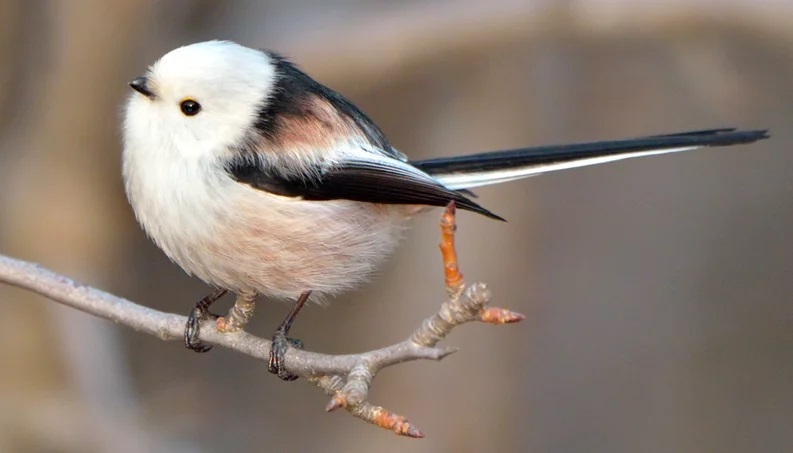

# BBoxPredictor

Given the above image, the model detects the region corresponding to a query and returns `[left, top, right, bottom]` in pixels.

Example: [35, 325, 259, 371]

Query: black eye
[180, 99, 201, 116]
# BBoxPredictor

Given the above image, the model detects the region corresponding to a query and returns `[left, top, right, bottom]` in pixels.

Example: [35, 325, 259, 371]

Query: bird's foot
[268, 329, 303, 381]
[185, 306, 219, 353]
[184, 288, 228, 353]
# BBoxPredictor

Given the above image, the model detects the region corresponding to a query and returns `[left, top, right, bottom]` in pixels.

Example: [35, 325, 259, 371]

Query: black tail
[412, 128, 769, 190]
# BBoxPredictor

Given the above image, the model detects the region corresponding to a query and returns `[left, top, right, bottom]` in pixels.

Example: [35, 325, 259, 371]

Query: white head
[123, 40, 276, 163]
[120, 41, 412, 300]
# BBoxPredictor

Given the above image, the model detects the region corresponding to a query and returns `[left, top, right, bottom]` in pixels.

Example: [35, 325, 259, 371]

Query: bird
[122, 40, 769, 380]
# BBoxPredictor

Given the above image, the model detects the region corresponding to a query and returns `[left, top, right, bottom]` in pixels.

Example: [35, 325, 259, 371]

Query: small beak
[129, 76, 155, 99]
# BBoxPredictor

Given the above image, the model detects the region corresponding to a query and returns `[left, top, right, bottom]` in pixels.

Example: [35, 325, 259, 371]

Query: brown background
[0, 1, 791, 452]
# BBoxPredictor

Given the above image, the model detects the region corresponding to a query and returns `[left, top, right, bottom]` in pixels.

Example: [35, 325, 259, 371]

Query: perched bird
[122, 40, 768, 380]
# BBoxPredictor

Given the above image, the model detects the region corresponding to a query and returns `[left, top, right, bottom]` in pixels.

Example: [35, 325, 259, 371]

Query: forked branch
[0, 202, 523, 437]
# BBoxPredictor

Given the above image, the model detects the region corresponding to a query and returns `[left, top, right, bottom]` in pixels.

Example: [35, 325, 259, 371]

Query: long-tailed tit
[122, 40, 768, 379]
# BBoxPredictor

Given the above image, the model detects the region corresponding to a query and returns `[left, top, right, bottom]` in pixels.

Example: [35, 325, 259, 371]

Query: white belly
[126, 157, 409, 299]
[182, 186, 409, 299]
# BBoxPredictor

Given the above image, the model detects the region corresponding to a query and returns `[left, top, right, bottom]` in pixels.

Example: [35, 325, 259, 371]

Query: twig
[0, 203, 523, 437]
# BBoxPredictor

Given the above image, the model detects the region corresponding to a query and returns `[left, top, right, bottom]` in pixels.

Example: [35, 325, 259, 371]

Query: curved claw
[268, 333, 303, 381]
[183, 288, 227, 353]
[184, 307, 217, 353]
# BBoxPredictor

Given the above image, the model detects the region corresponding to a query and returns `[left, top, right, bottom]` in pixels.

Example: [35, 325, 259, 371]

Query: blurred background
[0, 1, 791, 452]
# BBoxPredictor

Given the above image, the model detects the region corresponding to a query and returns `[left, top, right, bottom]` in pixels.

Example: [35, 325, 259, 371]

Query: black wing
[257, 52, 409, 162]
[227, 157, 504, 221]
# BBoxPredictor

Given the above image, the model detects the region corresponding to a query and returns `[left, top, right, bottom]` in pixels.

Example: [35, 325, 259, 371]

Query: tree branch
[0, 203, 524, 437]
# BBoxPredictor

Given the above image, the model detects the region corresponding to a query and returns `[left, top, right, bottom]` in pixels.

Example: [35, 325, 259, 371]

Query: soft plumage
[124, 40, 769, 299]
[122, 41, 768, 373]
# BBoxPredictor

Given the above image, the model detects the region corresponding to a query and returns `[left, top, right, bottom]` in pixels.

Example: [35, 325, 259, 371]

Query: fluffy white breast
[122, 41, 410, 299]
[121, 41, 278, 284]
[122, 41, 276, 244]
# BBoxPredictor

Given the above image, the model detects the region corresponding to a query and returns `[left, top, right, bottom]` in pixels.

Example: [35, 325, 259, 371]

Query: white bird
[122, 40, 768, 379]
